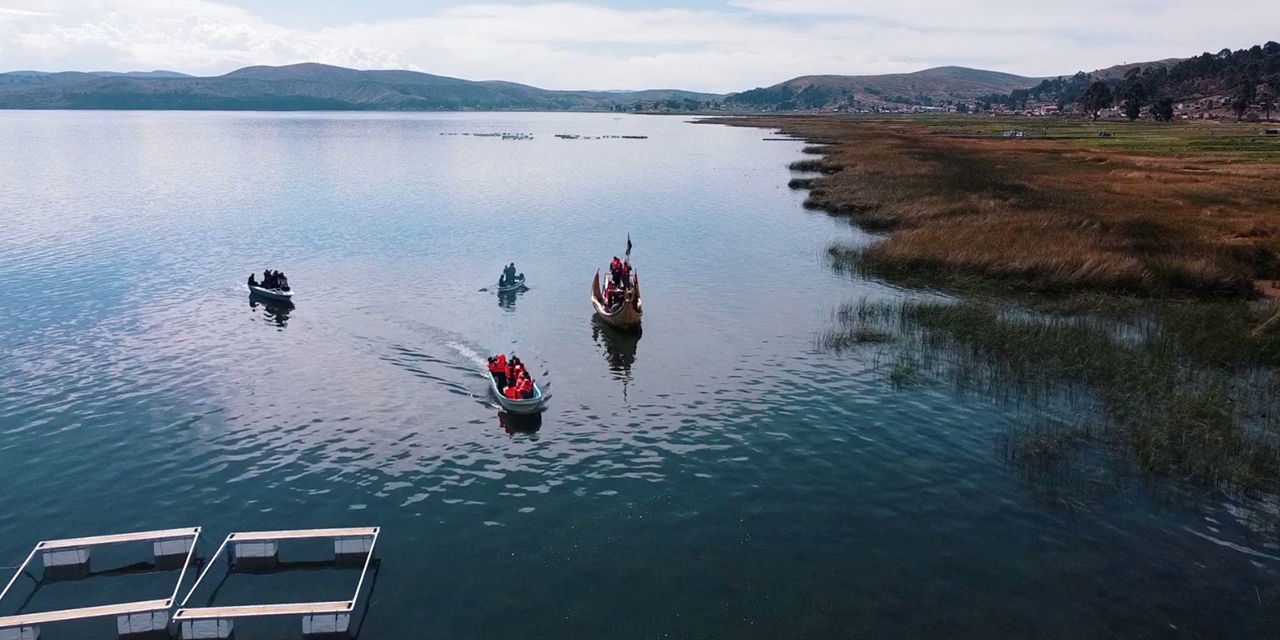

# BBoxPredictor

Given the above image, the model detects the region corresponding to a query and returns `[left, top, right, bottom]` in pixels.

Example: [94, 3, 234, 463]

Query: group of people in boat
[248, 269, 289, 291]
[487, 354, 536, 400]
[602, 256, 633, 312]
[499, 263, 524, 288]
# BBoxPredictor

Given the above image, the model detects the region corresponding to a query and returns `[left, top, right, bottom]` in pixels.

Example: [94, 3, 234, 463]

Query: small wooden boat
[488, 373, 547, 414]
[249, 284, 293, 301]
[496, 275, 526, 293]
[591, 270, 642, 330]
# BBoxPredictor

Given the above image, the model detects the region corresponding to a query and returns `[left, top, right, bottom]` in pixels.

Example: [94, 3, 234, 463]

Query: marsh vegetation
[823, 295, 1280, 509]
[721, 114, 1280, 515]
[721, 116, 1280, 299]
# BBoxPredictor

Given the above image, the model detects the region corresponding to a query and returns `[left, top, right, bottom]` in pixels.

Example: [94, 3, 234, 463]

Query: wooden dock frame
[173, 527, 380, 639]
[0, 527, 202, 638]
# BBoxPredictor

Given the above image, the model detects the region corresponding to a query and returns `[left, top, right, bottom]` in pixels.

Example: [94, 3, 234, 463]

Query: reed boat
[591, 270, 642, 330]
[488, 373, 547, 414]
[496, 275, 526, 293]
[248, 285, 293, 301]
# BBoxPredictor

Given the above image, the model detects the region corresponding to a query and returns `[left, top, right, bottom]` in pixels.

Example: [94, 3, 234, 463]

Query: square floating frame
[174, 527, 379, 640]
[0, 527, 202, 639]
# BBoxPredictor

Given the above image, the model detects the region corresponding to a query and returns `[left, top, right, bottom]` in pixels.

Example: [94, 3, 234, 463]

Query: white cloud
[0, 0, 1276, 91]
[0, 8, 58, 17]
[0, 0, 412, 73]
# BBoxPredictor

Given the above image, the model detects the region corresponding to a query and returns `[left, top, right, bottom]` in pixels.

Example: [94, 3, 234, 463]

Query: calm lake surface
[1, 111, 1277, 639]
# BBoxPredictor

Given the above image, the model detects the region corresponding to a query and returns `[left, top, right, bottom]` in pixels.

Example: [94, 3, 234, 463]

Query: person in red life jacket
[488, 356, 507, 390]
[620, 261, 632, 290]
[515, 374, 534, 399]
[610, 257, 622, 287]
[505, 357, 517, 386]
[504, 383, 521, 400]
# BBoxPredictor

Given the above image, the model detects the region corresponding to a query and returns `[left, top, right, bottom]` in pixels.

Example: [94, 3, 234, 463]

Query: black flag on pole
[626, 234, 632, 259]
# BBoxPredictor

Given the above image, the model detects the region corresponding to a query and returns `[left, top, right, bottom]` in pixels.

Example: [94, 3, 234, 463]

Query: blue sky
[0, 0, 1275, 92]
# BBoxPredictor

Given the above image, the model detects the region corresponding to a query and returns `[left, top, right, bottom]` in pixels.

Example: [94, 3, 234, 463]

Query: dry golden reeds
[725, 116, 1280, 298]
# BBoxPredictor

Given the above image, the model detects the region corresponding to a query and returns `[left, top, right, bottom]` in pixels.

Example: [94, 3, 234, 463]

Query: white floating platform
[41, 549, 89, 567]
[334, 536, 372, 555]
[35, 528, 198, 552]
[0, 601, 173, 628]
[227, 527, 378, 543]
[303, 612, 351, 635]
[180, 619, 233, 639]
[175, 527, 379, 628]
[178, 602, 353, 620]
[0, 626, 38, 640]
[117, 610, 168, 635]
[0, 528, 201, 638]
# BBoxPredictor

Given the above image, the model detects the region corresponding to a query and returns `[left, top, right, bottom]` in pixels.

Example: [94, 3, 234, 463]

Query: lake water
[1, 111, 1277, 639]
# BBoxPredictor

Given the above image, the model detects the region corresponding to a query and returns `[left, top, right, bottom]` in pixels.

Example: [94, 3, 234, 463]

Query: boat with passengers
[247, 270, 293, 301]
[485, 354, 547, 414]
[592, 244, 640, 330]
[497, 263, 527, 293]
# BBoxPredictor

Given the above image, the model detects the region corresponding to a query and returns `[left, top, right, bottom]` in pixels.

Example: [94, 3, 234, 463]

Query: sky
[0, 0, 1276, 92]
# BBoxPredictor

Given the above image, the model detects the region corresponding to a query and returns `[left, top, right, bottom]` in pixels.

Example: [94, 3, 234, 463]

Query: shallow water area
[0, 111, 1277, 639]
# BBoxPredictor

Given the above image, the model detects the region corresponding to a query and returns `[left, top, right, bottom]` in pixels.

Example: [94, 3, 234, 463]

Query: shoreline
[705, 115, 1280, 303]
[711, 114, 1280, 496]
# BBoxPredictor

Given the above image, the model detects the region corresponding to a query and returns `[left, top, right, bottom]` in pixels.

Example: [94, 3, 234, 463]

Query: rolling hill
[0, 63, 719, 111]
[724, 66, 1044, 110]
[1084, 58, 1182, 81]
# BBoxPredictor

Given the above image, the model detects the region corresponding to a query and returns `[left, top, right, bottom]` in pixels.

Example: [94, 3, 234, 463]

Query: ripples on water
[0, 112, 1277, 639]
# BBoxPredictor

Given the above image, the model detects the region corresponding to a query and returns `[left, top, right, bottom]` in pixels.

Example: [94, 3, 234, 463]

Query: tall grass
[823, 297, 1280, 491]
[720, 116, 1280, 299]
[788, 158, 834, 172]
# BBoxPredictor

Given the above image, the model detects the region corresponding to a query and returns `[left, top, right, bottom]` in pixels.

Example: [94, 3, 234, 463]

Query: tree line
[987, 41, 1279, 121]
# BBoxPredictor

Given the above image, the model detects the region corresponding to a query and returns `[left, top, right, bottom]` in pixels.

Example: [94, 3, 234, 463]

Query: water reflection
[499, 411, 542, 435]
[592, 317, 640, 388]
[497, 289, 520, 311]
[248, 294, 293, 327]
[825, 294, 1280, 540]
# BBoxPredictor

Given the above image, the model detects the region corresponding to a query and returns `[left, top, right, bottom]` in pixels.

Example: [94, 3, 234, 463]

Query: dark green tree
[1079, 81, 1114, 120]
[1260, 84, 1275, 121]
[1123, 82, 1147, 120]
[1233, 82, 1256, 120]
[1149, 97, 1175, 121]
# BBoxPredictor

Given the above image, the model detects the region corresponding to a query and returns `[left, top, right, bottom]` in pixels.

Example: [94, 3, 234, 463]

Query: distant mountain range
[0, 58, 1208, 113]
[0, 63, 719, 111]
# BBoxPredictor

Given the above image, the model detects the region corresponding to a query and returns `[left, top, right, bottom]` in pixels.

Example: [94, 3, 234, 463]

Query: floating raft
[174, 527, 380, 639]
[0, 526, 380, 640]
[0, 527, 201, 638]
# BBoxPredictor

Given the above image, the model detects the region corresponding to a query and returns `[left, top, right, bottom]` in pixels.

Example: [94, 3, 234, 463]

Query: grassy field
[711, 115, 1280, 299]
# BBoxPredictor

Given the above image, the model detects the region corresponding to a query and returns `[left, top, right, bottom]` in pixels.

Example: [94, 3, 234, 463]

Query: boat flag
[626, 234, 632, 259]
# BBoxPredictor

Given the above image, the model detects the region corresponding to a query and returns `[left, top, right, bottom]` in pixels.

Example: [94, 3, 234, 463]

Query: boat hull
[591, 271, 642, 330]
[496, 276, 526, 293]
[249, 285, 293, 301]
[488, 373, 547, 414]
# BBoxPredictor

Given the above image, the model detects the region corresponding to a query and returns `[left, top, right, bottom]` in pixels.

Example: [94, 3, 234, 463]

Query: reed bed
[824, 297, 1280, 492]
[736, 114, 1280, 502]
[717, 116, 1280, 299]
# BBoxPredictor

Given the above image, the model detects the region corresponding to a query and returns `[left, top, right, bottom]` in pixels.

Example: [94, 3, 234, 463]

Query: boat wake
[446, 341, 488, 372]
